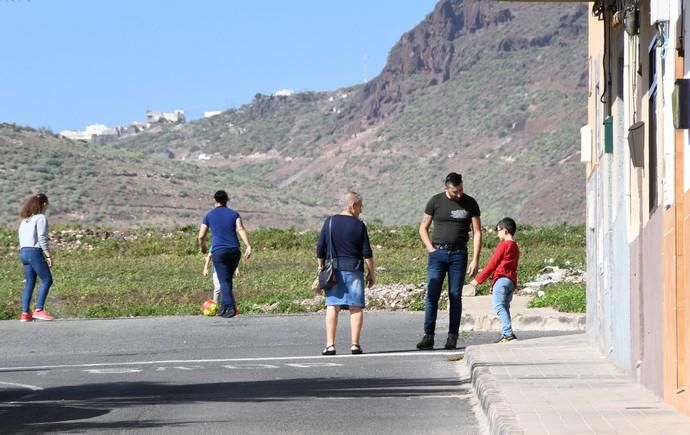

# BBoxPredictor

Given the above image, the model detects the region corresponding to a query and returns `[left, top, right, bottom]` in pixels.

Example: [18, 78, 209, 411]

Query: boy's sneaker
[20, 312, 33, 322]
[32, 309, 55, 321]
[416, 334, 435, 350]
[444, 334, 459, 350]
[496, 334, 517, 343]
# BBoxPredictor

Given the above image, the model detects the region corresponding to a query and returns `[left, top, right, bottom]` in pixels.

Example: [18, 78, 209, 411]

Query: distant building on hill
[60, 124, 118, 141]
[146, 110, 185, 124]
[59, 109, 187, 143]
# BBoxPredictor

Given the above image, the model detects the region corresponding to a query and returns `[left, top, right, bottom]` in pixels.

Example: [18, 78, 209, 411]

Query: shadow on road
[0, 376, 468, 433]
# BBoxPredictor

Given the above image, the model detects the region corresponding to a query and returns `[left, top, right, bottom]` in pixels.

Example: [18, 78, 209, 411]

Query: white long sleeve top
[18, 214, 50, 252]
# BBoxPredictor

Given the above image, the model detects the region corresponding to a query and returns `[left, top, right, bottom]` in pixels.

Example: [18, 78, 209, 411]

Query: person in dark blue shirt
[198, 190, 252, 318]
[316, 192, 375, 355]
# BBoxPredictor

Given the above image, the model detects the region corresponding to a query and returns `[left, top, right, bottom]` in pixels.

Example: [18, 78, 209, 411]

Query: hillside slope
[1, 0, 587, 229]
[0, 123, 329, 228]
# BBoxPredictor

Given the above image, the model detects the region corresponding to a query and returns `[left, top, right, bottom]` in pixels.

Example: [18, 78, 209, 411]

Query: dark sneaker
[497, 334, 518, 343]
[220, 306, 238, 318]
[416, 334, 434, 350]
[444, 334, 459, 350]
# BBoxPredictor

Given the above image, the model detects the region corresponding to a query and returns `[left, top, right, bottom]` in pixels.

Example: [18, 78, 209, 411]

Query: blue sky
[0, 0, 436, 132]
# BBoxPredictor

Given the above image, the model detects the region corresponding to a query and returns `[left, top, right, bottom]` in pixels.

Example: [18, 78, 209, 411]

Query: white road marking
[85, 368, 143, 374]
[222, 363, 281, 369]
[0, 381, 44, 391]
[285, 362, 341, 368]
[239, 394, 466, 401]
[0, 350, 463, 372]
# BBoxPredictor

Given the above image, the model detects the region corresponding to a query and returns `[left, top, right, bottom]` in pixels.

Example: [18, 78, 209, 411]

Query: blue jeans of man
[211, 248, 241, 313]
[424, 248, 468, 336]
[20, 247, 53, 312]
[492, 277, 515, 336]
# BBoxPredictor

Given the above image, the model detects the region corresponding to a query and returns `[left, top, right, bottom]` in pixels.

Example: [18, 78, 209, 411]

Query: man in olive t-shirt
[417, 172, 482, 350]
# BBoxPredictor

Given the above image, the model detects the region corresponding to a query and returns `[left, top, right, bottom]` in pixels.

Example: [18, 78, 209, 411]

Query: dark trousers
[211, 248, 241, 312]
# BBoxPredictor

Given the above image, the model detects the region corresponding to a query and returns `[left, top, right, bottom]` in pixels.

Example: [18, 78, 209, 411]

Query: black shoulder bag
[317, 216, 337, 290]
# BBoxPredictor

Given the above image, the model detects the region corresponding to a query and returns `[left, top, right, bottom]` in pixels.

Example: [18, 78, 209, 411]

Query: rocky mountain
[0, 0, 588, 229]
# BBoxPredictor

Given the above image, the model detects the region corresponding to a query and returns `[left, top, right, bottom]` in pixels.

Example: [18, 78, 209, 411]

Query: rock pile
[296, 284, 427, 313]
[519, 265, 584, 296]
[365, 284, 425, 310]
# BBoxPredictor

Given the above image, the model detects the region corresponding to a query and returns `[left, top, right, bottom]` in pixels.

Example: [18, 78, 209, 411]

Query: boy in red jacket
[470, 217, 520, 343]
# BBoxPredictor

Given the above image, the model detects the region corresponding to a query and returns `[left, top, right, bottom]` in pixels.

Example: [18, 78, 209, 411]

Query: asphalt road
[0, 312, 560, 434]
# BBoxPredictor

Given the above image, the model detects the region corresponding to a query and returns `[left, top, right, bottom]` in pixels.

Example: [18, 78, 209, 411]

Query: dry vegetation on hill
[0, 1, 587, 229]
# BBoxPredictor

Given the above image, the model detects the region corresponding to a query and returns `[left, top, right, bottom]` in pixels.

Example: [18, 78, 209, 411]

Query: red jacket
[475, 240, 520, 287]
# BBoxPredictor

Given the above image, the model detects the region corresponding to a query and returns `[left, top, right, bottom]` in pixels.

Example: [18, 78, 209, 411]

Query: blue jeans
[492, 277, 515, 336]
[424, 248, 468, 336]
[211, 248, 241, 312]
[20, 247, 53, 312]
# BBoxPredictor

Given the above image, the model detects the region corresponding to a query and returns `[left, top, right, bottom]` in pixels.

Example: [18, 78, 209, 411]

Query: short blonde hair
[342, 191, 362, 209]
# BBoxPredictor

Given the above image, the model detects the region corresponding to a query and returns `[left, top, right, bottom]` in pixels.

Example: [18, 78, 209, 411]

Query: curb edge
[465, 345, 524, 435]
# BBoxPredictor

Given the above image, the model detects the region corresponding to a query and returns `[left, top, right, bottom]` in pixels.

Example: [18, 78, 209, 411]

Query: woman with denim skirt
[316, 192, 375, 356]
[18, 193, 55, 322]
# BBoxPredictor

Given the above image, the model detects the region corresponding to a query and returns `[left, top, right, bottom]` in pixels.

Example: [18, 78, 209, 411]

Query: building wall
[678, 185, 690, 413]
[609, 34, 632, 369]
[585, 11, 606, 352]
[630, 211, 664, 395]
[671, 5, 690, 412]
[662, 40, 690, 412]
[586, 0, 689, 416]
[586, 0, 665, 394]
[585, 12, 632, 371]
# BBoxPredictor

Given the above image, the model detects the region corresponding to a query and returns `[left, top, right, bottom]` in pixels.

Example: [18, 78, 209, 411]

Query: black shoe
[322, 345, 336, 356]
[444, 334, 459, 350]
[416, 334, 434, 350]
[496, 334, 517, 343]
[350, 344, 363, 355]
[220, 306, 237, 318]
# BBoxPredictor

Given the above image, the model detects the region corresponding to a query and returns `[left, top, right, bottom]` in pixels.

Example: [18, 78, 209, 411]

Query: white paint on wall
[581, 125, 592, 162]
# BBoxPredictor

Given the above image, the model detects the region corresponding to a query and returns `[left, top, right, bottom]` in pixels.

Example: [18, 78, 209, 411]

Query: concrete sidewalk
[464, 334, 690, 435]
[460, 295, 585, 332]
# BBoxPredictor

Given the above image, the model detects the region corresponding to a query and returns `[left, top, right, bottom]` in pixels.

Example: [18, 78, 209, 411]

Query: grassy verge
[0, 223, 585, 319]
[527, 282, 586, 313]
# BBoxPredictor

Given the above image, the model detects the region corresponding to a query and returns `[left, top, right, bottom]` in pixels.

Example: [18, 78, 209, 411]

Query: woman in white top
[18, 193, 54, 321]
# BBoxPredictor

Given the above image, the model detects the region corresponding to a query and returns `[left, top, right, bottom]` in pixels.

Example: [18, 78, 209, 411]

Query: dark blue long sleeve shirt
[316, 214, 373, 272]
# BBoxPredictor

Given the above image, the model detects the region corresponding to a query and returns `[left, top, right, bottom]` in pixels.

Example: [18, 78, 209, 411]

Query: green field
[0, 224, 585, 320]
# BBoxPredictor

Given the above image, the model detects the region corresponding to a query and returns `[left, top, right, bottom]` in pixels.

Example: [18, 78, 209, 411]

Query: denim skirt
[324, 269, 365, 308]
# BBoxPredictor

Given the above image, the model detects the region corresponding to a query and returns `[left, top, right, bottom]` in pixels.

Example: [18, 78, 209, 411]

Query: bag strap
[326, 216, 333, 262]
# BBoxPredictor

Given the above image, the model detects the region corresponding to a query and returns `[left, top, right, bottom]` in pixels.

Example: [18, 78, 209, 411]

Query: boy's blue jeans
[20, 247, 53, 312]
[211, 248, 241, 313]
[492, 277, 515, 337]
[424, 248, 467, 336]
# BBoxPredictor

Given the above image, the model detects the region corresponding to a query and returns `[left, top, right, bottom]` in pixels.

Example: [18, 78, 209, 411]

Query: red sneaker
[32, 309, 55, 321]
[20, 312, 33, 322]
